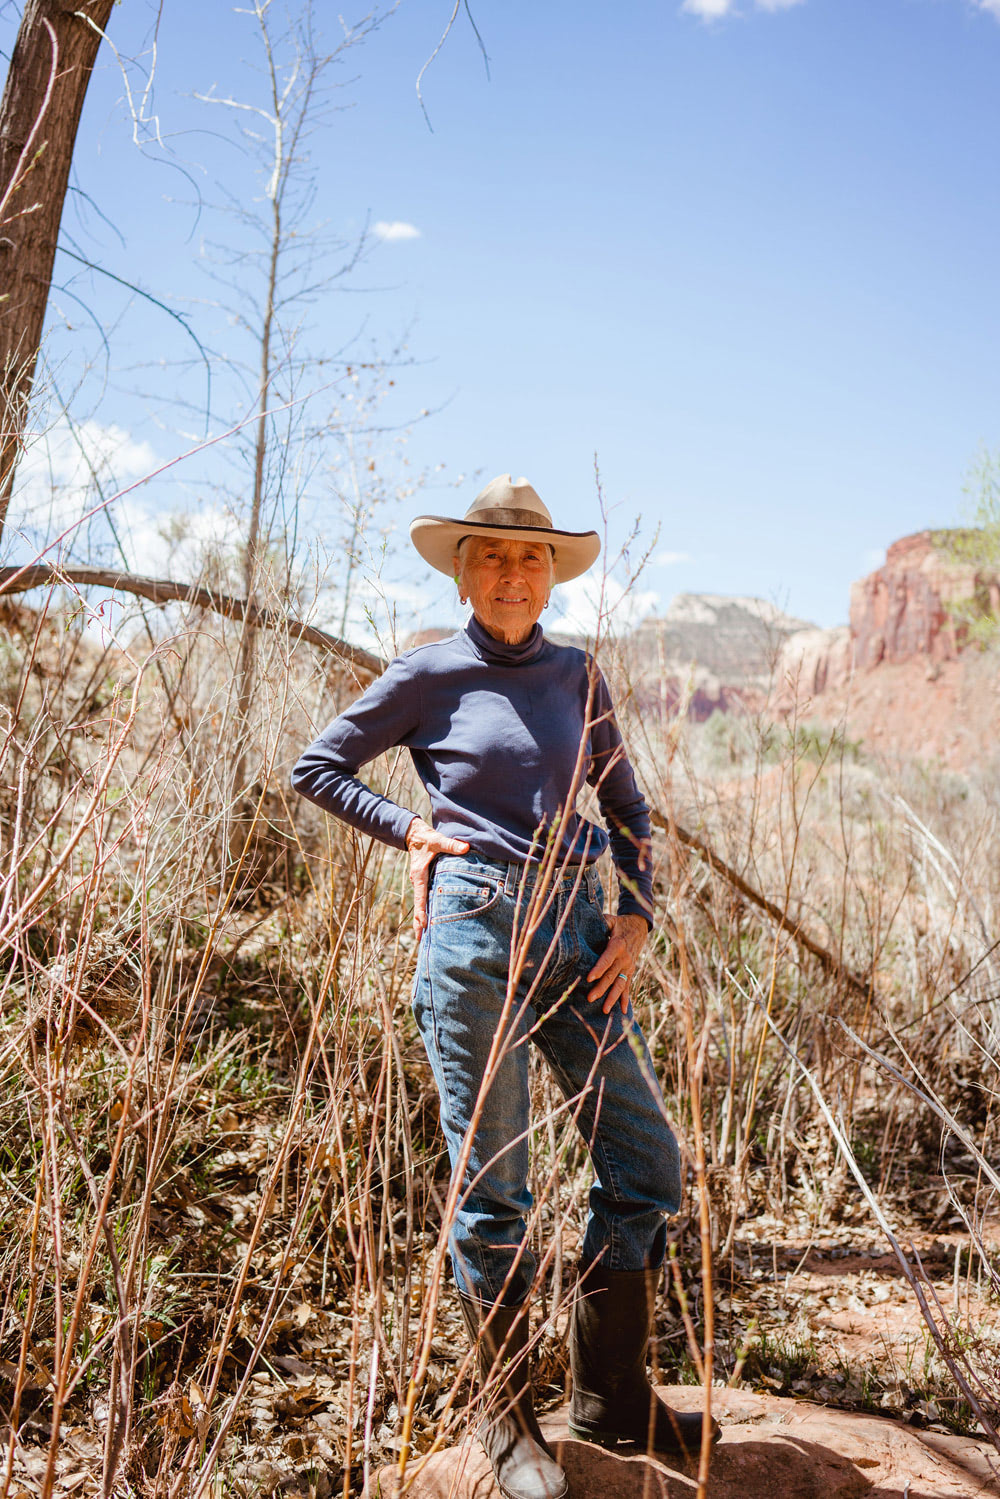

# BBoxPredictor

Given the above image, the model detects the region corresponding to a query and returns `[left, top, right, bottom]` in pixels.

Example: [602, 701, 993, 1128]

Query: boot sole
[496, 1479, 568, 1499]
[566, 1421, 620, 1450]
[567, 1420, 710, 1463]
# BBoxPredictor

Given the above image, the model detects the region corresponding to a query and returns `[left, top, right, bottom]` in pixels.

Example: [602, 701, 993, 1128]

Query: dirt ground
[10, 1216, 998, 1498]
[714, 1216, 999, 1430]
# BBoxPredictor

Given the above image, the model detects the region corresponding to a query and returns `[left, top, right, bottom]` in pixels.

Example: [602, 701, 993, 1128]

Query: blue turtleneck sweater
[290, 616, 653, 921]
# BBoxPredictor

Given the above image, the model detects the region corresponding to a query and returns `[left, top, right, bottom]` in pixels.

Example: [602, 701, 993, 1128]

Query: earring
[544, 599, 550, 609]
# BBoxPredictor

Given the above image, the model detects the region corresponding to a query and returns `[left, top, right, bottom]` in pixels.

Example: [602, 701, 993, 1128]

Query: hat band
[467, 506, 552, 529]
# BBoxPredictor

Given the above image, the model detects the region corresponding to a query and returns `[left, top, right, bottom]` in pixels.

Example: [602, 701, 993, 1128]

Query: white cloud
[654, 549, 692, 567]
[119, 496, 242, 581]
[373, 220, 421, 242]
[553, 575, 660, 640]
[4, 417, 250, 646]
[682, 0, 736, 17]
[681, 0, 805, 16]
[975, 0, 1000, 16]
[8, 419, 157, 553]
[6, 417, 243, 585]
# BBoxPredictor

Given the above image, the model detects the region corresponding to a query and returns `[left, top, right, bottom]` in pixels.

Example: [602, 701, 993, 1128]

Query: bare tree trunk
[224, 1, 324, 877]
[229, 190, 281, 867]
[0, 0, 116, 538]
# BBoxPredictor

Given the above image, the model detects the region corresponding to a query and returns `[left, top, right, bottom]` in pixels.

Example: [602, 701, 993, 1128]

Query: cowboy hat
[409, 475, 601, 585]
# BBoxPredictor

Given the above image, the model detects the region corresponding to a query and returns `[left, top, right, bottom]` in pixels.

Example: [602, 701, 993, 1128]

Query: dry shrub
[1, 592, 999, 1499]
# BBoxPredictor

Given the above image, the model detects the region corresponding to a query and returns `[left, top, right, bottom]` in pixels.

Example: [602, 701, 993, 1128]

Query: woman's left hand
[586, 912, 649, 1015]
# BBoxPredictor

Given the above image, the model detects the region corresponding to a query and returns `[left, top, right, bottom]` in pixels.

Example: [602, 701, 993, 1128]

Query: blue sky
[7, 0, 1000, 636]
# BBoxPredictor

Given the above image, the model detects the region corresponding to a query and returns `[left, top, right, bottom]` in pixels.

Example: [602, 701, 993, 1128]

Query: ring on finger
[617, 971, 629, 983]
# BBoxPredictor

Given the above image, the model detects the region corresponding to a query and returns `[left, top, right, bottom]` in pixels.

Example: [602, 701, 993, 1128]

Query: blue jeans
[412, 853, 682, 1307]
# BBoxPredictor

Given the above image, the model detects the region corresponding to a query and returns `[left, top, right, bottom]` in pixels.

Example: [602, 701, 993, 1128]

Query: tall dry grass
[1, 582, 998, 1499]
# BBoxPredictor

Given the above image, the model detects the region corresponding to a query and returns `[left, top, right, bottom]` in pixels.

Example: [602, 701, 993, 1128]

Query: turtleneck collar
[465, 613, 546, 666]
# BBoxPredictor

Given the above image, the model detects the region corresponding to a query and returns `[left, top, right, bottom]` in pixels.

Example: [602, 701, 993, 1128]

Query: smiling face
[455, 535, 556, 644]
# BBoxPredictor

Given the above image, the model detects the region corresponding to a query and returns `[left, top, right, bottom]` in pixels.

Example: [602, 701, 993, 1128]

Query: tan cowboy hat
[409, 475, 601, 584]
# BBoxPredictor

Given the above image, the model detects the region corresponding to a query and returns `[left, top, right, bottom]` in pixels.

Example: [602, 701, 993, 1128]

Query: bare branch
[415, 1, 460, 132]
[648, 801, 872, 999]
[0, 563, 383, 677]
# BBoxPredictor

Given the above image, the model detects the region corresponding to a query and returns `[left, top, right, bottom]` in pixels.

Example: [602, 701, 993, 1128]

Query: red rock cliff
[775, 529, 1000, 767]
[850, 531, 999, 669]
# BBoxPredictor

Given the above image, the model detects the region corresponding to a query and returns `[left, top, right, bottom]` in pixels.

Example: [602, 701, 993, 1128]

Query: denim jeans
[412, 853, 682, 1307]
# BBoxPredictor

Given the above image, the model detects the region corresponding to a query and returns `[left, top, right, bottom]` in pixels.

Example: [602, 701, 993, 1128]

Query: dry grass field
[1, 588, 998, 1499]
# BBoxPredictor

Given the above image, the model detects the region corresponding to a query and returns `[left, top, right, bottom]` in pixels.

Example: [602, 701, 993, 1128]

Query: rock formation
[773, 530, 1000, 767]
[630, 594, 814, 682]
[372, 1385, 1000, 1499]
[774, 625, 853, 704]
[616, 594, 814, 723]
[850, 530, 997, 669]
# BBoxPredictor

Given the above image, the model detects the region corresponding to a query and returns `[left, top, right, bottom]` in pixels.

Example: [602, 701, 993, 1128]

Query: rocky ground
[371, 1212, 1000, 1499]
[375, 1386, 1000, 1499]
[14, 1214, 997, 1499]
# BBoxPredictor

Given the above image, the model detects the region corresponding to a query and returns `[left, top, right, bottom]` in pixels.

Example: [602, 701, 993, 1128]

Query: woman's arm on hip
[405, 817, 470, 938]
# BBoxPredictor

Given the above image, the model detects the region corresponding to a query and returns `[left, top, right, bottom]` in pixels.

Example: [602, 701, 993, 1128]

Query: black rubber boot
[568, 1265, 720, 1463]
[458, 1293, 568, 1499]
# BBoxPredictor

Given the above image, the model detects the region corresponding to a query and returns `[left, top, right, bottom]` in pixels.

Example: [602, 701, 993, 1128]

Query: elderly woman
[291, 477, 715, 1499]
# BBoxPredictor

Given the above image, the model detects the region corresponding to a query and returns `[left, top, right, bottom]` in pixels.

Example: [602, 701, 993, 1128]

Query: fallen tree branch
[649, 803, 871, 1001]
[0, 563, 384, 678]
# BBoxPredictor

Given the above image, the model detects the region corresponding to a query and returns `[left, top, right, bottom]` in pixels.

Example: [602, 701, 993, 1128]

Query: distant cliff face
[618, 594, 814, 721]
[775, 625, 853, 701]
[631, 594, 814, 682]
[778, 529, 1000, 698]
[849, 531, 995, 668]
[774, 529, 1000, 767]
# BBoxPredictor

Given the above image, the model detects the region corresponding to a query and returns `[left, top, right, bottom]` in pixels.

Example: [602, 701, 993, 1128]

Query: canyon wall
[850, 531, 998, 669]
[775, 530, 1000, 767]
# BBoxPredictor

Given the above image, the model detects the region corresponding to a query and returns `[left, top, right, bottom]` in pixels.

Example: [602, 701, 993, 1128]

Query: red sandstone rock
[849, 531, 989, 670]
[371, 1386, 1000, 1498]
[772, 531, 1000, 765]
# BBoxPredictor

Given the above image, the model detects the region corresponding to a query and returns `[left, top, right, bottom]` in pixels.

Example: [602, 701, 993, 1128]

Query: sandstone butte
[774, 530, 1000, 769]
[371, 1385, 1000, 1499]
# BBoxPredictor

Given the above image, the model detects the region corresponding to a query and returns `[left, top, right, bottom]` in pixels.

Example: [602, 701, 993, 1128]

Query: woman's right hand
[405, 817, 470, 938]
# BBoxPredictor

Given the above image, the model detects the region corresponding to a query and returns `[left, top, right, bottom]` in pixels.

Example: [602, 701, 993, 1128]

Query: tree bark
[0, 0, 116, 536]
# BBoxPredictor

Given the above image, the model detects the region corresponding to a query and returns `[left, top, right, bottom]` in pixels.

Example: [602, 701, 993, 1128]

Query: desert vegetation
[1, 579, 999, 1499]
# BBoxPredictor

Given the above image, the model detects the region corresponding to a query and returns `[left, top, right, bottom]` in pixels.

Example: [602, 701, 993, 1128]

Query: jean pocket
[579, 886, 611, 953]
[429, 877, 504, 925]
